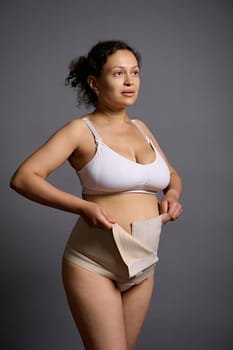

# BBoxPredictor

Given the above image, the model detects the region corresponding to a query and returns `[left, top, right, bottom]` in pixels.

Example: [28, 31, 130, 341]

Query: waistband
[65, 214, 166, 279]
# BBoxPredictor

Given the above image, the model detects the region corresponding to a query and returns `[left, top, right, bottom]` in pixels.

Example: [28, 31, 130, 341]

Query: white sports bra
[77, 117, 170, 195]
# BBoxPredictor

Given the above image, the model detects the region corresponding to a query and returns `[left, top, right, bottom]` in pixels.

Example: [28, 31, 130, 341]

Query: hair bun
[65, 56, 89, 88]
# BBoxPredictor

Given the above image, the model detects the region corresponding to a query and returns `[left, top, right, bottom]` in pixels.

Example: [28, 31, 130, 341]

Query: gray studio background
[1, 1, 232, 349]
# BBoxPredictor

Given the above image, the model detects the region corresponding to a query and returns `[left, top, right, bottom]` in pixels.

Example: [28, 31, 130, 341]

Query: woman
[10, 40, 182, 350]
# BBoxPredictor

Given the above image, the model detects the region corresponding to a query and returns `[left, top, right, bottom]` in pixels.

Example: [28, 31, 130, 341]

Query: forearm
[164, 169, 182, 199]
[10, 170, 86, 215]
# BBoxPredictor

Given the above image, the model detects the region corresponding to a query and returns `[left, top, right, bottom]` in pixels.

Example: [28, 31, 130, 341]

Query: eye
[114, 71, 123, 77]
[132, 69, 140, 76]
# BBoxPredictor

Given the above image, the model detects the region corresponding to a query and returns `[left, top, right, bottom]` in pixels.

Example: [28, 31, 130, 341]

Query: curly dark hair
[65, 40, 141, 108]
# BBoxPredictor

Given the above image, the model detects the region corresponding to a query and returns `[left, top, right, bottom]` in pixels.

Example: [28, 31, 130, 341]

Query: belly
[83, 193, 160, 232]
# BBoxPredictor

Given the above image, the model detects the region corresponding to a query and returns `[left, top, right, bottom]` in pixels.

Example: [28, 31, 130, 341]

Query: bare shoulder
[47, 116, 89, 148]
[60, 117, 87, 137]
[133, 118, 157, 140]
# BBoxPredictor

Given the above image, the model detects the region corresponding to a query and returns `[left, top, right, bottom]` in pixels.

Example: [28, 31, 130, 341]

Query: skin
[10, 49, 182, 350]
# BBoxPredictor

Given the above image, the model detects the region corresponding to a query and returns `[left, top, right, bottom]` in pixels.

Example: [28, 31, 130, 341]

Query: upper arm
[15, 119, 85, 178]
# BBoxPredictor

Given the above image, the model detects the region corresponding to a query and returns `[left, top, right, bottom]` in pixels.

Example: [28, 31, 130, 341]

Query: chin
[121, 96, 138, 105]
[108, 96, 138, 110]
[117, 101, 136, 109]
[124, 98, 138, 107]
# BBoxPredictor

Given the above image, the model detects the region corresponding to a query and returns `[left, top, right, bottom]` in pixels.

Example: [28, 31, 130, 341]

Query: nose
[124, 73, 133, 86]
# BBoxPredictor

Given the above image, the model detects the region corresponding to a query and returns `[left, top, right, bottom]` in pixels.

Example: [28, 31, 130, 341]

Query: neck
[93, 104, 129, 124]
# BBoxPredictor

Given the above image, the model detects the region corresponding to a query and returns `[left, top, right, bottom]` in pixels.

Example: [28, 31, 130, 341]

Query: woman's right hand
[79, 201, 116, 229]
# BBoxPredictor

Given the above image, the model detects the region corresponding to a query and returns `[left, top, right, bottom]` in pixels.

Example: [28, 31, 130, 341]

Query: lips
[121, 90, 135, 96]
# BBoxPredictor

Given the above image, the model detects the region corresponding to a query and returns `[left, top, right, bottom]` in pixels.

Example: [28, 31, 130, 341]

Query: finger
[99, 220, 113, 230]
[174, 207, 183, 219]
[90, 213, 112, 229]
[168, 208, 183, 221]
[166, 207, 176, 220]
[101, 208, 116, 224]
[166, 202, 181, 219]
[160, 199, 168, 214]
[162, 214, 170, 225]
[162, 202, 182, 224]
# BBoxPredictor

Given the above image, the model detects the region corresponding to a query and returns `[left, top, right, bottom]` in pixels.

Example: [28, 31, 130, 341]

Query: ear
[87, 75, 99, 96]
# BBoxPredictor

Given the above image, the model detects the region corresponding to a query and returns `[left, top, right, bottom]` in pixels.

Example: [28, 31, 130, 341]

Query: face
[89, 49, 140, 110]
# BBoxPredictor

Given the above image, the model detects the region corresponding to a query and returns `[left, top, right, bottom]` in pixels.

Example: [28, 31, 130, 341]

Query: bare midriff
[83, 192, 160, 233]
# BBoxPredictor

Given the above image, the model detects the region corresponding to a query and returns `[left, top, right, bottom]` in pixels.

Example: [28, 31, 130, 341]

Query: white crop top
[77, 117, 170, 195]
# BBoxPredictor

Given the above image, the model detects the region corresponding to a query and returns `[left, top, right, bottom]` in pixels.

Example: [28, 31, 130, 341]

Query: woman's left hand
[159, 190, 183, 224]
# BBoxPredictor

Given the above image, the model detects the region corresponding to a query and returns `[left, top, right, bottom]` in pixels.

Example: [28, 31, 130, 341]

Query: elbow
[10, 166, 35, 194]
[10, 170, 25, 192]
[10, 167, 45, 194]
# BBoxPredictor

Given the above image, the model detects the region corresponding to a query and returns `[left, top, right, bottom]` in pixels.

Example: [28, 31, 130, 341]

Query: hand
[80, 201, 116, 229]
[159, 190, 183, 224]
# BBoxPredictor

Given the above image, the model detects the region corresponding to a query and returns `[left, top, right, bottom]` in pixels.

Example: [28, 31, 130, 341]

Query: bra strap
[131, 119, 151, 145]
[82, 117, 102, 143]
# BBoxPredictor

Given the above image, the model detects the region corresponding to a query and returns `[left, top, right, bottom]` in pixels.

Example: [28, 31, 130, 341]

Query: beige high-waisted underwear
[63, 214, 165, 292]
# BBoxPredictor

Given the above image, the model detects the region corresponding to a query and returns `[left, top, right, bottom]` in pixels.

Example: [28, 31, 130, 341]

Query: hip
[63, 214, 166, 280]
